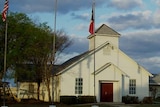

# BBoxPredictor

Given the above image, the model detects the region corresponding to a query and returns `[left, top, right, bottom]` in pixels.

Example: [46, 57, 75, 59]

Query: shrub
[77, 96, 96, 104]
[122, 95, 139, 104]
[143, 97, 153, 104]
[154, 97, 160, 102]
[60, 96, 77, 104]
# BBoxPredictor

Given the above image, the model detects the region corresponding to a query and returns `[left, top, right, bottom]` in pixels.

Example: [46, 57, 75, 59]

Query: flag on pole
[2, 0, 9, 22]
[89, 5, 94, 34]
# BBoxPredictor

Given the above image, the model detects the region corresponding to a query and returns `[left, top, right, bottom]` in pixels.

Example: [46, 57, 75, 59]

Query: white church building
[53, 24, 152, 102]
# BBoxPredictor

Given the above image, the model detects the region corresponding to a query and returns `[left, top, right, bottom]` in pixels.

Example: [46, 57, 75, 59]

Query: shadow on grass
[1, 103, 113, 107]
[2, 102, 160, 107]
[0, 99, 113, 107]
[3, 98, 160, 107]
[1, 104, 113, 107]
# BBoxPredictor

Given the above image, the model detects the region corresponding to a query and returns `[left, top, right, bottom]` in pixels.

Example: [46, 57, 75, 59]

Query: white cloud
[75, 23, 87, 31]
[143, 57, 160, 66]
[55, 52, 80, 64]
[122, 28, 160, 38]
[153, 0, 160, 6]
[153, 9, 160, 25]
[63, 34, 89, 53]
[81, 13, 90, 18]
[6, 0, 105, 14]
[108, 0, 143, 10]
[136, 56, 160, 72]
[108, 10, 153, 31]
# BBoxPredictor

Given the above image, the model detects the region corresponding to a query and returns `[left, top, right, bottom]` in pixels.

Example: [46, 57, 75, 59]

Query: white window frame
[129, 79, 136, 94]
[75, 78, 83, 94]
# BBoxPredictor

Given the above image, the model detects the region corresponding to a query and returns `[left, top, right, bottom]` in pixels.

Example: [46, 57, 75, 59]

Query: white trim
[56, 41, 110, 75]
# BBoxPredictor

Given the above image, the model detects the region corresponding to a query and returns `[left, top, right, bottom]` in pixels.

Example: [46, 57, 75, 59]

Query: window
[75, 78, 83, 94]
[129, 79, 136, 94]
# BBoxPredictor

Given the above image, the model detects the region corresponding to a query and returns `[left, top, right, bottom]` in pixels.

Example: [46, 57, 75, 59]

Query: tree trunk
[37, 81, 40, 100]
[47, 81, 51, 103]
[45, 76, 51, 103]
[0, 71, 4, 81]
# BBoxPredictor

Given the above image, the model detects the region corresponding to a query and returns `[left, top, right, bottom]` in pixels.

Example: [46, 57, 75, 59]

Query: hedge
[60, 96, 96, 104]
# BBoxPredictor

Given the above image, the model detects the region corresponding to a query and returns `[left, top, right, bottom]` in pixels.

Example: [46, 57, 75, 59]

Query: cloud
[120, 29, 160, 54]
[153, 0, 160, 6]
[55, 52, 79, 64]
[9, 0, 54, 13]
[64, 34, 89, 54]
[8, 0, 105, 14]
[71, 12, 89, 21]
[153, 9, 160, 25]
[136, 56, 160, 74]
[107, 0, 143, 10]
[55, 34, 89, 64]
[141, 57, 160, 66]
[75, 23, 88, 31]
[119, 29, 160, 73]
[107, 11, 153, 31]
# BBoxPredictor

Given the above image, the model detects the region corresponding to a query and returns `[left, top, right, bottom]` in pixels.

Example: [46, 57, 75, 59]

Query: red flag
[89, 7, 94, 34]
[2, 0, 9, 22]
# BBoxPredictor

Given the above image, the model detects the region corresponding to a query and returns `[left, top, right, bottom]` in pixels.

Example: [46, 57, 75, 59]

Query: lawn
[1, 103, 160, 107]
[1, 103, 112, 107]
[1, 100, 160, 107]
[0, 99, 112, 107]
[135, 104, 160, 107]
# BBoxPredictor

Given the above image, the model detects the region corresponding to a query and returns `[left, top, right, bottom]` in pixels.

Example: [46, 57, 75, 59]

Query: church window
[129, 79, 136, 94]
[75, 78, 83, 94]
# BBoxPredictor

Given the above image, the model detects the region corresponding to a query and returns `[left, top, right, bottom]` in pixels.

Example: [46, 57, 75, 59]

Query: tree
[0, 12, 72, 101]
[0, 19, 5, 80]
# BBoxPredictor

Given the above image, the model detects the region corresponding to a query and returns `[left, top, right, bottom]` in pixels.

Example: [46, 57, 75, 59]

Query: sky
[1, 0, 160, 74]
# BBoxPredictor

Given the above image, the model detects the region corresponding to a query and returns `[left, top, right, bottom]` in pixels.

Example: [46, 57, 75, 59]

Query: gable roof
[95, 24, 120, 36]
[61, 51, 91, 68]
[54, 51, 92, 75]
[88, 24, 120, 39]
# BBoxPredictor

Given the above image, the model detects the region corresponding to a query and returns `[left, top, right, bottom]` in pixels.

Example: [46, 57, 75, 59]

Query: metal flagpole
[91, 1, 100, 107]
[2, 0, 9, 107]
[50, 0, 57, 107]
[92, 0, 98, 106]
[3, 17, 8, 107]
[93, 0, 96, 102]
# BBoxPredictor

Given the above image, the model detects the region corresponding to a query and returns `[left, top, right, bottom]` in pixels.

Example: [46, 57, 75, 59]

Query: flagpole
[2, 0, 9, 106]
[93, 0, 96, 102]
[3, 17, 8, 107]
[50, 0, 57, 107]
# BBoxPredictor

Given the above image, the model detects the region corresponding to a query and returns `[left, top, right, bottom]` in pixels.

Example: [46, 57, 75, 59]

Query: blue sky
[1, 0, 160, 74]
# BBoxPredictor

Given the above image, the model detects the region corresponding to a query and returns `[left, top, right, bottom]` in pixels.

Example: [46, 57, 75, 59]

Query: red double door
[100, 83, 113, 102]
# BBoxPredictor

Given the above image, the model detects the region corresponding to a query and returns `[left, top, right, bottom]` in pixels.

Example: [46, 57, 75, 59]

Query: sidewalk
[92, 102, 138, 107]
[108, 103, 139, 107]
[111, 105, 137, 107]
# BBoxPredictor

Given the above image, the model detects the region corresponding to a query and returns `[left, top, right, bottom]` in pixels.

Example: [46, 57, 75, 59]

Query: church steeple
[88, 24, 120, 50]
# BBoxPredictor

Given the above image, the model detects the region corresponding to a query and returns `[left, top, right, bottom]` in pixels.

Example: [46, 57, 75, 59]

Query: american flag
[2, 0, 9, 22]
